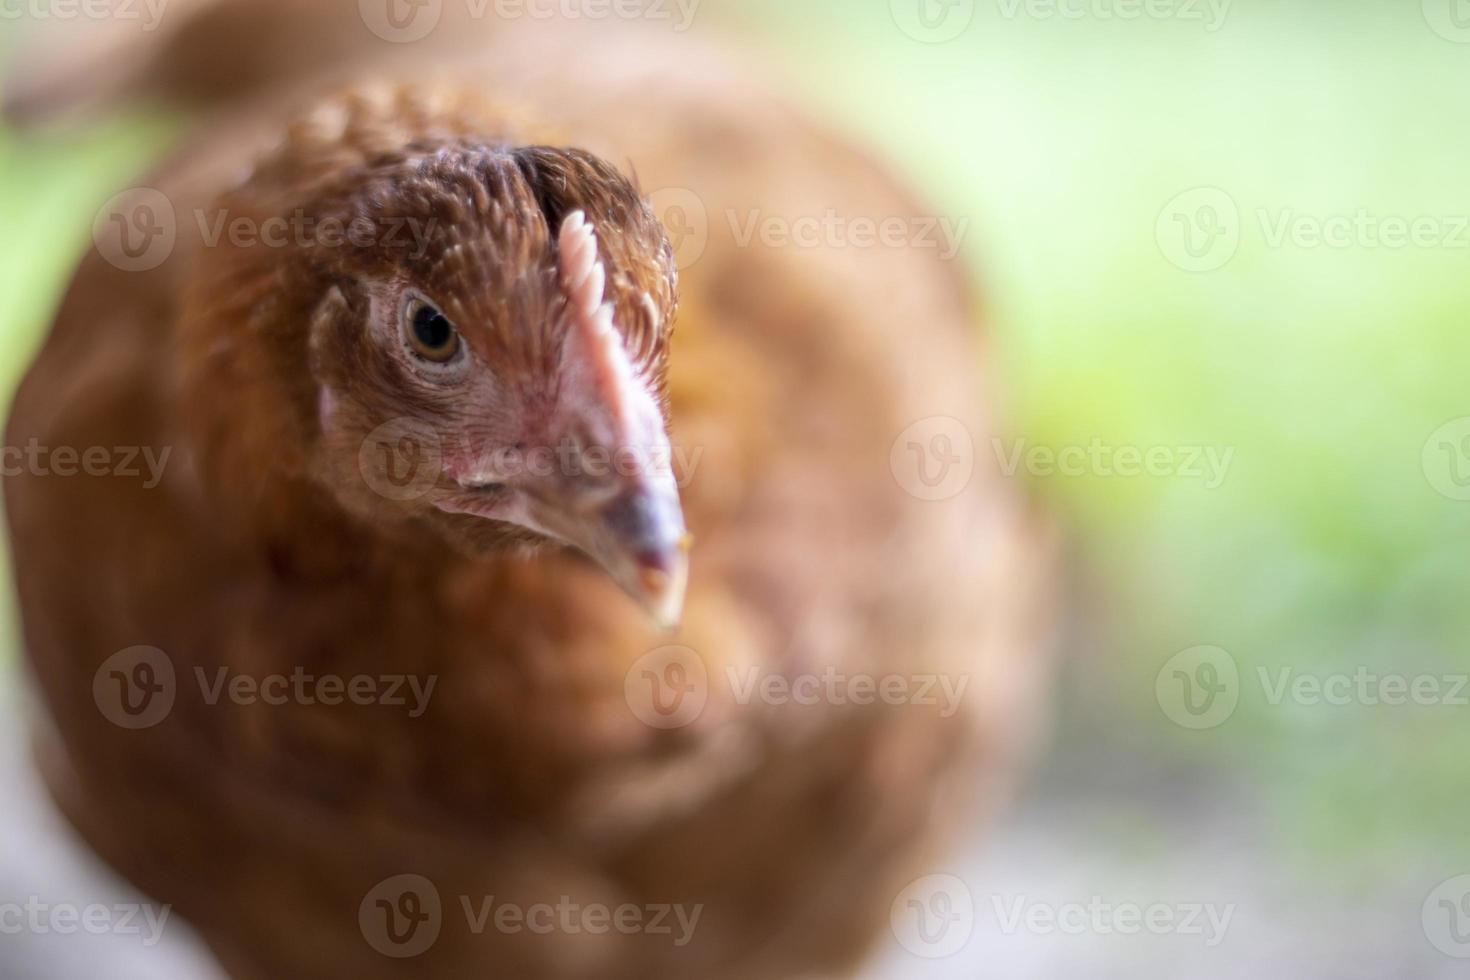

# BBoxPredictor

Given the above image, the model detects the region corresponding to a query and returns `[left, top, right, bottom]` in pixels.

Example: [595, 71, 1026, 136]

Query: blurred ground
[2, 0, 1468, 976]
[2, 669, 1460, 979]
[0, 676, 224, 979]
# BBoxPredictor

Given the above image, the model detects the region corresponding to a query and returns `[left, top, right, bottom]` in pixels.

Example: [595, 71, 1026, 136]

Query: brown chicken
[4, 6, 1053, 979]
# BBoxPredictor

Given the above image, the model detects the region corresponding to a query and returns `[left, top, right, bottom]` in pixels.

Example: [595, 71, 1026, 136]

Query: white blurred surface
[0, 675, 225, 979]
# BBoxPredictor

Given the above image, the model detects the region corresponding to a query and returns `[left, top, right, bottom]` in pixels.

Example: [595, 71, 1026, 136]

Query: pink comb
[558, 210, 636, 431]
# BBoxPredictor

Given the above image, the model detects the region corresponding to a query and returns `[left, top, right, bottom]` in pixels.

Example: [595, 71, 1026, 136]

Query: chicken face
[302, 143, 688, 626]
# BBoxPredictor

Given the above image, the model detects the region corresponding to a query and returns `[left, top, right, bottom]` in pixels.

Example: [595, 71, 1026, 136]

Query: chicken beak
[590, 486, 690, 631]
[526, 478, 690, 631]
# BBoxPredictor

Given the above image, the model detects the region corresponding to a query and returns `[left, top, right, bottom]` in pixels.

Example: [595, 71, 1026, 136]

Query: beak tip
[563, 484, 690, 631]
[637, 556, 689, 633]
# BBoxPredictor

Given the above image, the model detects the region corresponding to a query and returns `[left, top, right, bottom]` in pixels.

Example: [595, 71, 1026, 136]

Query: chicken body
[4, 17, 1051, 980]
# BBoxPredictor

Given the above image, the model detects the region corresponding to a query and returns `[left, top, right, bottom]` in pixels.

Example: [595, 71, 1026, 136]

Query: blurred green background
[1, 0, 1466, 934]
[724, 0, 1470, 866]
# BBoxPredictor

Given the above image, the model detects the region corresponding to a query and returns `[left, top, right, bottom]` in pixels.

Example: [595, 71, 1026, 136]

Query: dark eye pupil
[413, 305, 453, 350]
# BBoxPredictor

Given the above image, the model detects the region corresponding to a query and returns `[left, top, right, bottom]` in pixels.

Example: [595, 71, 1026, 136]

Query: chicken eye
[405, 298, 460, 363]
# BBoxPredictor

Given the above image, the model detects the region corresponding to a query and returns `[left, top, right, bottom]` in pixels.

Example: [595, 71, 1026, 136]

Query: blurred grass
[1, 1, 1467, 865]
[727, 0, 1470, 866]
